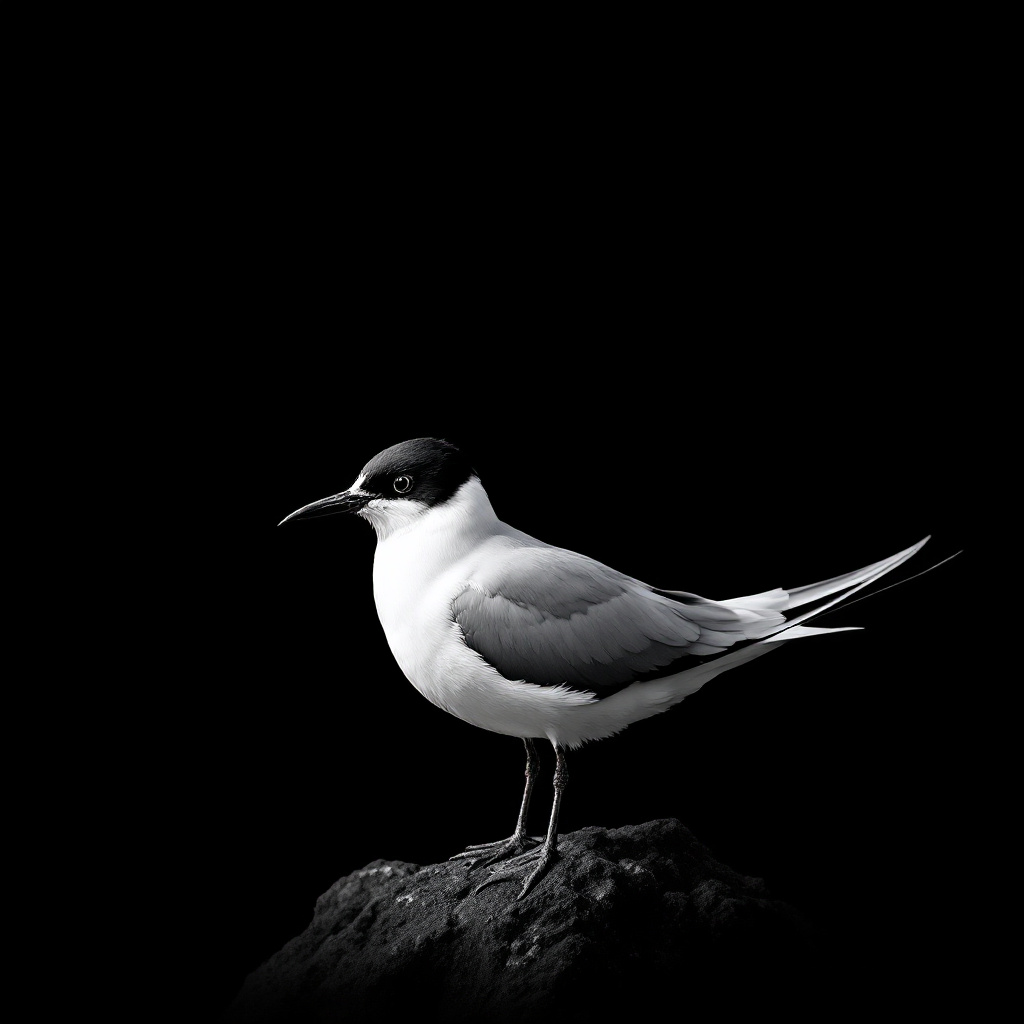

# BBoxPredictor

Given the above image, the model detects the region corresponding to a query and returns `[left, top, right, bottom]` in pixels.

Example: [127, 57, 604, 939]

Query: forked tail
[655, 536, 954, 703]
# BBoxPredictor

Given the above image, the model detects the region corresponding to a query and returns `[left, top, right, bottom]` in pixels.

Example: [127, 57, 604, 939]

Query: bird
[279, 436, 942, 900]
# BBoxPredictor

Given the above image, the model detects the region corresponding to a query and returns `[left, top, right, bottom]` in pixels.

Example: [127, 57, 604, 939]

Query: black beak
[278, 489, 372, 526]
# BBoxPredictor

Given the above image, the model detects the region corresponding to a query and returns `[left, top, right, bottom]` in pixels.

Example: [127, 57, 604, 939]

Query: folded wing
[451, 546, 784, 695]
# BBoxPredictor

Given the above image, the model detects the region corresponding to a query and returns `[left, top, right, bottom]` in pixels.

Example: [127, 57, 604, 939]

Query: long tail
[647, 536, 939, 705]
[727, 535, 932, 639]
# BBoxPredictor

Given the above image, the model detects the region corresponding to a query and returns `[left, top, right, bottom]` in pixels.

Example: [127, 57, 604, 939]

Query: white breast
[368, 479, 596, 743]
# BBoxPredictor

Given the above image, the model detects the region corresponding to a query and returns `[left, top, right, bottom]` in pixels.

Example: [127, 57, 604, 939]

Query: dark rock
[226, 820, 821, 1023]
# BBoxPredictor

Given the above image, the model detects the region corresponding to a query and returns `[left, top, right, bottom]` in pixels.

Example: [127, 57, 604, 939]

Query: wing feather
[451, 545, 766, 694]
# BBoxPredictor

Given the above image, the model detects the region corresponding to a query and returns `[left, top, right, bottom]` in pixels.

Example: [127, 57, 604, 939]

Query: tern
[280, 437, 938, 899]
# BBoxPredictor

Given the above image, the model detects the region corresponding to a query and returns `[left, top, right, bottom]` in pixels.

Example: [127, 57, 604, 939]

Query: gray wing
[451, 545, 760, 695]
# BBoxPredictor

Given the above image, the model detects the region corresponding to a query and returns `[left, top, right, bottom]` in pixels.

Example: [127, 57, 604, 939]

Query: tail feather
[761, 623, 860, 644]
[723, 535, 931, 641]
[782, 536, 931, 611]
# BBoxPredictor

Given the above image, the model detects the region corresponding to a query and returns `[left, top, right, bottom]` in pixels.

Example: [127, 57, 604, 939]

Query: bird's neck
[371, 477, 505, 635]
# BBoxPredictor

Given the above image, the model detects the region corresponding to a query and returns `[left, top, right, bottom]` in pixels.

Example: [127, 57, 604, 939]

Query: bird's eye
[393, 475, 413, 494]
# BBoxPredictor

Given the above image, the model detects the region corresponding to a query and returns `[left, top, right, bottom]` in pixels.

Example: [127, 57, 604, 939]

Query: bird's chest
[371, 531, 464, 692]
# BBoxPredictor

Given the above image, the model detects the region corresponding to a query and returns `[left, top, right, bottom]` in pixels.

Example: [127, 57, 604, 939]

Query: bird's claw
[472, 844, 558, 900]
[449, 834, 541, 868]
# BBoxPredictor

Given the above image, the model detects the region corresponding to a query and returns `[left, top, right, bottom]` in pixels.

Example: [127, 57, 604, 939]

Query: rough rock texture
[226, 820, 820, 1023]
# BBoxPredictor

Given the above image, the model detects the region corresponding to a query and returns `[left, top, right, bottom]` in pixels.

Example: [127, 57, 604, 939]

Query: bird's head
[278, 437, 478, 538]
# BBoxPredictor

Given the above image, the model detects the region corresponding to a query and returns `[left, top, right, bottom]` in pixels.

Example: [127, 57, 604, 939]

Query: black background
[117, 61, 1011, 1021]
[180, 287, 981, 1017]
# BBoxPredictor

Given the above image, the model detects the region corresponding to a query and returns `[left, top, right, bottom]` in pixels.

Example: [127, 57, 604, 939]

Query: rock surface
[226, 819, 821, 1022]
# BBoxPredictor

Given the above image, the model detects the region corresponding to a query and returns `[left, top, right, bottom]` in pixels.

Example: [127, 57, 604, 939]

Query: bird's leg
[450, 738, 542, 866]
[473, 744, 567, 900]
